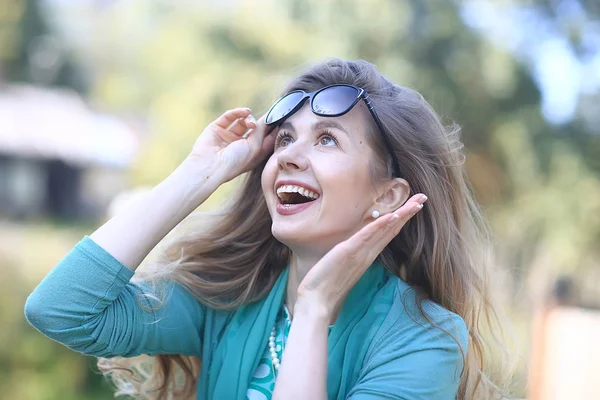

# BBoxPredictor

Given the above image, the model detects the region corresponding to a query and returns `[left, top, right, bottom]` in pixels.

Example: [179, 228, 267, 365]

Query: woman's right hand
[187, 107, 276, 184]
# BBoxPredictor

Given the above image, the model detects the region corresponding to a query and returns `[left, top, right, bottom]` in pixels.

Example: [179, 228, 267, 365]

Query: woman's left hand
[295, 193, 428, 321]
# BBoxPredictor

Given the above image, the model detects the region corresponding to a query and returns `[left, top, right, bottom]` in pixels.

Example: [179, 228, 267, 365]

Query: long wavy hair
[98, 59, 516, 399]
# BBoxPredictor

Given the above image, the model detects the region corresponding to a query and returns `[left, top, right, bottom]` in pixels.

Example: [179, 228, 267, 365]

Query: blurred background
[1, 0, 599, 399]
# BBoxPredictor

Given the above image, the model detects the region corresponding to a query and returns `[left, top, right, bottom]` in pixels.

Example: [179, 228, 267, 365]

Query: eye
[274, 131, 293, 149]
[317, 130, 339, 147]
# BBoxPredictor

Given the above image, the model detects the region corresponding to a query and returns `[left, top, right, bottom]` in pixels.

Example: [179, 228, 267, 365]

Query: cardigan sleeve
[346, 306, 469, 400]
[24, 236, 205, 358]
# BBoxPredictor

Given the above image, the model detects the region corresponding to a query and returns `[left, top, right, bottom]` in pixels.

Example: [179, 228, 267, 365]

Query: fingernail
[420, 194, 428, 203]
[412, 204, 423, 214]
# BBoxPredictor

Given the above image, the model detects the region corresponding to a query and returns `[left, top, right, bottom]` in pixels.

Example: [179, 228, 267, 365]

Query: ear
[373, 178, 411, 213]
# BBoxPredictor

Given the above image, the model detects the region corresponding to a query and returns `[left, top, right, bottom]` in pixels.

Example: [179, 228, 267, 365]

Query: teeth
[276, 185, 319, 199]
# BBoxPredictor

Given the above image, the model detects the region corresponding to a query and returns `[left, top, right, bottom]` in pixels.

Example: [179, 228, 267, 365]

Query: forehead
[282, 102, 372, 137]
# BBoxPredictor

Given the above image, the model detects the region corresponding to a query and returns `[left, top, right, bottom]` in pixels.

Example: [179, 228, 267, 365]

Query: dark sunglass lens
[266, 91, 305, 124]
[313, 86, 360, 115]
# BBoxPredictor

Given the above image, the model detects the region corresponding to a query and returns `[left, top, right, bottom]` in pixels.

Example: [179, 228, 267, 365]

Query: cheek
[329, 183, 362, 214]
[260, 156, 278, 196]
[321, 166, 371, 214]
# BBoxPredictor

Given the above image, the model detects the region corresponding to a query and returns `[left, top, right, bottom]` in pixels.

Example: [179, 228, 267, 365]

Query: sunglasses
[265, 84, 401, 177]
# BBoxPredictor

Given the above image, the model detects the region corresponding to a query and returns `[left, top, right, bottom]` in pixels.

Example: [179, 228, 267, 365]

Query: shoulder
[349, 277, 468, 399]
[371, 276, 468, 354]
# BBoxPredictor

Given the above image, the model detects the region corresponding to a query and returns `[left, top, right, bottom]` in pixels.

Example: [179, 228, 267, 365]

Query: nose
[277, 142, 309, 172]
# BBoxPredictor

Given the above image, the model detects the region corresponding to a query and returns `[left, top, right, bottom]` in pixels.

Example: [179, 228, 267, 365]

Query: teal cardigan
[24, 236, 468, 399]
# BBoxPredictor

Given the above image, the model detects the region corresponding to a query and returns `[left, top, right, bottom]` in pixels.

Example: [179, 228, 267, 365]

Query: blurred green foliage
[1, 223, 113, 399]
[2, 0, 599, 399]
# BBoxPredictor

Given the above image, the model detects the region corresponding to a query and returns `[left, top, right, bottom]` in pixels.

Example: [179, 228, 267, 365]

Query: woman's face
[261, 102, 381, 254]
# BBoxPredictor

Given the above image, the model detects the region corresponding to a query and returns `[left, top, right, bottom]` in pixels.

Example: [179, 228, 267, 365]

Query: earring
[371, 210, 380, 219]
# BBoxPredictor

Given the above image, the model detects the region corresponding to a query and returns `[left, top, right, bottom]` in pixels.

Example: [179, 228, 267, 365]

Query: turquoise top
[25, 236, 469, 399]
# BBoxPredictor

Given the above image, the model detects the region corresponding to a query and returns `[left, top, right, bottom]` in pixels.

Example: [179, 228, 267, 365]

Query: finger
[250, 116, 278, 160]
[254, 114, 279, 136]
[393, 194, 427, 219]
[228, 115, 256, 136]
[345, 213, 400, 259]
[246, 114, 257, 129]
[212, 108, 252, 129]
[344, 196, 425, 261]
[227, 119, 246, 136]
[245, 114, 269, 142]
[323, 214, 400, 276]
[384, 194, 427, 239]
[245, 115, 274, 158]
[359, 194, 426, 241]
[362, 216, 407, 261]
[260, 128, 276, 157]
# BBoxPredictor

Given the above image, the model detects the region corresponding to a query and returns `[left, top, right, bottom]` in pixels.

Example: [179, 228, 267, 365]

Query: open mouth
[276, 185, 320, 205]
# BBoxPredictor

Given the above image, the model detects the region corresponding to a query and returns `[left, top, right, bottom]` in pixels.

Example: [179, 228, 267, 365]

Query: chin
[272, 222, 345, 258]
[271, 222, 308, 245]
[271, 220, 323, 249]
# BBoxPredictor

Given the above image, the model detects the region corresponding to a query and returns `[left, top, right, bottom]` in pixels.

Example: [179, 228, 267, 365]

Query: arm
[24, 108, 271, 357]
[89, 155, 223, 271]
[347, 313, 469, 400]
[272, 300, 330, 400]
[89, 105, 268, 272]
[24, 236, 207, 358]
[23, 156, 221, 357]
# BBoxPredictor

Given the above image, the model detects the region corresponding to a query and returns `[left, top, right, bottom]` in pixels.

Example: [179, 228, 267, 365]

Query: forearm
[272, 300, 329, 400]
[24, 237, 205, 358]
[90, 156, 224, 271]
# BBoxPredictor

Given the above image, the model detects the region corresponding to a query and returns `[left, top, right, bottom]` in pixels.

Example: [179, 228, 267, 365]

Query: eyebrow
[279, 120, 350, 136]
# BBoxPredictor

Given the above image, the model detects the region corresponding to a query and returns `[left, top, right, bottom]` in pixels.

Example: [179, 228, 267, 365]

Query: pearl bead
[269, 323, 283, 376]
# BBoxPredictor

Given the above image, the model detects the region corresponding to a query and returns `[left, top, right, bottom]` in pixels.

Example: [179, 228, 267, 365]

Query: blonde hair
[98, 59, 516, 399]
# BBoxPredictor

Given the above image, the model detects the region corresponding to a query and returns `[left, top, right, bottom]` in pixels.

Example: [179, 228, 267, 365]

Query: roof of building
[0, 84, 140, 168]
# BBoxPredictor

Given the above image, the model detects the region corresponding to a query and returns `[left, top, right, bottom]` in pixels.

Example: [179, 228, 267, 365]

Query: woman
[25, 59, 511, 399]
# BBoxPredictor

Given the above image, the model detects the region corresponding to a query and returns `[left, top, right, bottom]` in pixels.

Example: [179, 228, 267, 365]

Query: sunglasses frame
[265, 84, 401, 177]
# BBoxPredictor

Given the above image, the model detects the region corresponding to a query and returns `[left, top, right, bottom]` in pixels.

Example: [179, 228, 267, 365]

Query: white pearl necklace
[269, 324, 281, 373]
[269, 308, 333, 376]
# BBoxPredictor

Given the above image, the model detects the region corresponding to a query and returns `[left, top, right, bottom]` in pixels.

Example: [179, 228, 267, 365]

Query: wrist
[174, 155, 226, 192]
[294, 296, 331, 325]
[158, 156, 224, 212]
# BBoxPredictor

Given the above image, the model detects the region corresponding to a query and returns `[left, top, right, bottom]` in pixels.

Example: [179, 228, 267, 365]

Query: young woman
[25, 59, 511, 399]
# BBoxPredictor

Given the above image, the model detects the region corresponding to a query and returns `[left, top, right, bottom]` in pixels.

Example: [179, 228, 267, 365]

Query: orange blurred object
[528, 279, 600, 400]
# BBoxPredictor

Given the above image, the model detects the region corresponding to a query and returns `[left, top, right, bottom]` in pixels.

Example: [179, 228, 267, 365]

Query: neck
[285, 249, 340, 325]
